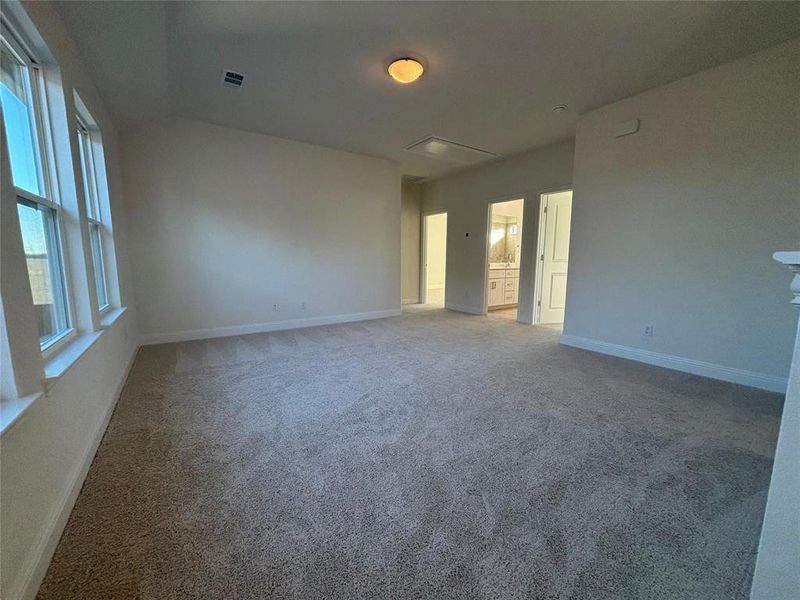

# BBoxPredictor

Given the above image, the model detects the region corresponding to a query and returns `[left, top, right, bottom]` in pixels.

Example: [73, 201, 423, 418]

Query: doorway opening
[422, 212, 447, 306]
[485, 198, 524, 320]
[534, 189, 573, 326]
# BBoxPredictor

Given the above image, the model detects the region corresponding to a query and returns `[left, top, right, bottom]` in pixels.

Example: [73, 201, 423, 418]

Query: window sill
[41, 327, 77, 360]
[42, 307, 126, 388]
[0, 391, 44, 436]
[2, 308, 129, 434]
[100, 305, 127, 328]
[44, 330, 104, 387]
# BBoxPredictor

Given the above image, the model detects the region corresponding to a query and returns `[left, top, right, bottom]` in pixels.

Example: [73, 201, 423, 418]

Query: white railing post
[750, 251, 800, 599]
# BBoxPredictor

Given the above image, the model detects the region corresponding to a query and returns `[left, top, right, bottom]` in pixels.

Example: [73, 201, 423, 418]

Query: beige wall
[121, 117, 401, 342]
[422, 140, 575, 319]
[563, 39, 800, 388]
[0, 2, 139, 599]
[401, 182, 421, 304]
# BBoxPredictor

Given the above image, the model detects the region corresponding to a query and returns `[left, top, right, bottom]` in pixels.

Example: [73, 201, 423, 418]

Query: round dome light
[387, 58, 424, 84]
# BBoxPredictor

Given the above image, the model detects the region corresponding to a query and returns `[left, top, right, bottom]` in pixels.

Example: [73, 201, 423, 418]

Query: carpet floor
[37, 307, 782, 599]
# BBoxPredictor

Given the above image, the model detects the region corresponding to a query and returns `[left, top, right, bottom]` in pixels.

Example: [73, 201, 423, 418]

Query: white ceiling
[55, 1, 800, 179]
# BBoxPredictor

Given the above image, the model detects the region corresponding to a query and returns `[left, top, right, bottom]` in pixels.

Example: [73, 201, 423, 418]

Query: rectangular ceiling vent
[222, 70, 245, 88]
[405, 136, 497, 165]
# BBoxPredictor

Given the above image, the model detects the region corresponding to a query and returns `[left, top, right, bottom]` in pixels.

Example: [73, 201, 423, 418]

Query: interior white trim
[14, 346, 138, 600]
[401, 298, 419, 305]
[139, 309, 402, 346]
[560, 334, 787, 393]
[99, 306, 127, 329]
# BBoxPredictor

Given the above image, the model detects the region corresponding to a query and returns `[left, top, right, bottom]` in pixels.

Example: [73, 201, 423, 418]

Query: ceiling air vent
[222, 70, 245, 88]
[405, 136, 497, 165]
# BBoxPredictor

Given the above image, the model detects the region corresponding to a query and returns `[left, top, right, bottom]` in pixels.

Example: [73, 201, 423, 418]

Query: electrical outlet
[642, 324, 653, 337]
[273, 303, 279, 312]
[301, 301, 306, 310]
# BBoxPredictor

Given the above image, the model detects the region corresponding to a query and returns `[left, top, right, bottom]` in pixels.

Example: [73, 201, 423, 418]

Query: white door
[538, 191, 572, 324]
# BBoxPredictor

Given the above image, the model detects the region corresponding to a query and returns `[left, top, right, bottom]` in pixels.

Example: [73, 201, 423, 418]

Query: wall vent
[405, 136, 497, 165]
[222, 70, 245, 88]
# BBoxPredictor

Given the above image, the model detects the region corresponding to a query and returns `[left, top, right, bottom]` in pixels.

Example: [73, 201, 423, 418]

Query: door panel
[539, 191, 572, 324]
[549, 273, 568, 309]
[552, 204, 571, 261]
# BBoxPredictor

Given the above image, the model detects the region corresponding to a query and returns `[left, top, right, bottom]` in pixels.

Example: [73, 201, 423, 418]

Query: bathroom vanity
[488, 264, 520, 308]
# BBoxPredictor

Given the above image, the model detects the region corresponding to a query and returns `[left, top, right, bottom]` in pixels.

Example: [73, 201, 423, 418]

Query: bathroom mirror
[489, 218, 520, 264]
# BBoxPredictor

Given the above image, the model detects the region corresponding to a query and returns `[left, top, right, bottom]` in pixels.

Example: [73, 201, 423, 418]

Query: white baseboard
[445, 302, 485, 316]
[560, 334, 787, 393]
[17, 346, 139, 600]
[401, 298, 419, 305]
[139, 309, 402, 346]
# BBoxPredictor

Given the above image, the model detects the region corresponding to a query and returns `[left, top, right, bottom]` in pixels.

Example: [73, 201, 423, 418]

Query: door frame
[483, 194, 527, 317]
[420, 209, 447, 305]
[533, 187, 573, 325]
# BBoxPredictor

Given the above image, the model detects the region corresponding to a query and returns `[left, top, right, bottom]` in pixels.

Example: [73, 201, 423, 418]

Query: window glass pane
[1, 41, 42, 196]
[77, 127, 96, 218]
[89, 223, 107, 308]
[17, 199, 69, 344]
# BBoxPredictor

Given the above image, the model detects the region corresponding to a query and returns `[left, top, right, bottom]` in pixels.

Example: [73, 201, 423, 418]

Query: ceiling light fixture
[388, 58, 424, 84]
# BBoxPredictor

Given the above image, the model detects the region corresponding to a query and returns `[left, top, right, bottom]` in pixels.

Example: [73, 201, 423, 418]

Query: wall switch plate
[301, 302, 306, 310]
[273, 303, 279, 312]
[642, 324, 654, 337]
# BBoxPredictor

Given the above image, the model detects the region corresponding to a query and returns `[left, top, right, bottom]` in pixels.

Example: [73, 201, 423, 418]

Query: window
[75, 111, 110, 311]
[89, 222, 107, 308]
[16, 199, 69, 340]
[0, 35, 42, 196]
[1, 27, 72, 349]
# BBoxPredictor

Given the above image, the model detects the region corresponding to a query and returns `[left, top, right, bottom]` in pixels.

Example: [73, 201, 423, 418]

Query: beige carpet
[487, 306, 519, 321]
[37, 308, 782, 599]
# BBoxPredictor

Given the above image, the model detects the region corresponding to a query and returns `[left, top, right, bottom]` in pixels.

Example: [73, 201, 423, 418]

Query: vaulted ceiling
[55, 1, 800, 179]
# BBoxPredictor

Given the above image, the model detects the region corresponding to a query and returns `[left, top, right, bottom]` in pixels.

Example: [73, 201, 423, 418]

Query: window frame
[75, 112, 110, 314]
[1, 23, 76, 356]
